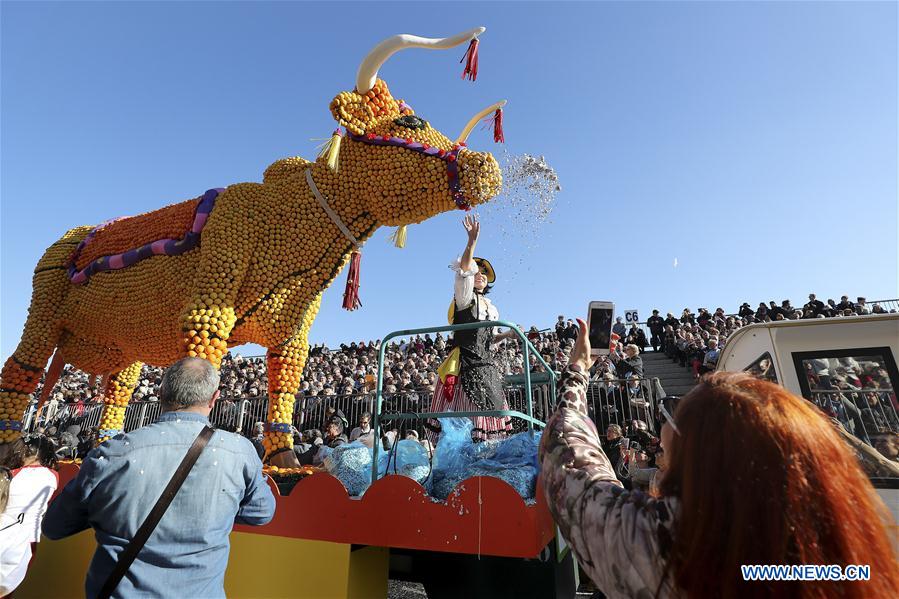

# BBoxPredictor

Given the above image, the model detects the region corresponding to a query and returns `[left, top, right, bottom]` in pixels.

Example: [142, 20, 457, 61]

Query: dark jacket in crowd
[294, 443, 319, 465]
[804, 299, 826, 316]
[615, 355, 644, 379]
[555, 321, 566, 339]
[646, 315, 664, 334]
[768, 305, 786, 320]
[634, 329, 648, 349]
[837, 299, 855, 312]
[602, 436, 625, 478]
[325, 433, 348, 449]
[58, 431, 79, 455]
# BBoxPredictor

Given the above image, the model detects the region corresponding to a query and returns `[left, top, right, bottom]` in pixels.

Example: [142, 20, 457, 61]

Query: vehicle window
[744, 352, 778, 383]
[792, 347, 899, 471]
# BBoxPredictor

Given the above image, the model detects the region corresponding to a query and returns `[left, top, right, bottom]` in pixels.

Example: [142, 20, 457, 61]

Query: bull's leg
[0, 357, 48, 443]
[0, 231, 82, 443]
[264, 336, 311, 468]
[180, 305, 236, 370]
[178, 188, 257, 370]
[95, 362, 143, 444]
[262, 293, 320, 467]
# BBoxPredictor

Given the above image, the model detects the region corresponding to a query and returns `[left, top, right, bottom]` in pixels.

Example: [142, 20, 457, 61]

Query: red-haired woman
[540, 318, 899, 599]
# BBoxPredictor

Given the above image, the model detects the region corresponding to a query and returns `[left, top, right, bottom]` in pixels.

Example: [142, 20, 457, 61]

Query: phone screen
[589, 306, 614, 350]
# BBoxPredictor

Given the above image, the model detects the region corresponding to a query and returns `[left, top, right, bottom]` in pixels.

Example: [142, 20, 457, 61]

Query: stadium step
[641, 350, 697, 397]
[643, 363, 694, 375]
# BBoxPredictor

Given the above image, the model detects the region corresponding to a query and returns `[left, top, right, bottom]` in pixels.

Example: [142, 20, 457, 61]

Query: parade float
[5, 26, 576, 599]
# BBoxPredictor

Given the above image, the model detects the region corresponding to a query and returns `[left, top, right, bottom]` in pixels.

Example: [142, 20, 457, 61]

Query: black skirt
[452, 295, 504, 411]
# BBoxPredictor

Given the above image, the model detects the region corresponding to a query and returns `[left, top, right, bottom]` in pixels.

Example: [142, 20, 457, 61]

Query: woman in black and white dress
[426, 215, 518, 443]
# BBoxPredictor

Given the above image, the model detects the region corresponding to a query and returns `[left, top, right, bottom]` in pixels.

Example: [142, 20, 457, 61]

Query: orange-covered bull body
[0, 28, 504, 464]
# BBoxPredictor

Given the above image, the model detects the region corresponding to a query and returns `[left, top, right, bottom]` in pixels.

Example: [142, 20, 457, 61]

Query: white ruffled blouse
[451, 257, 499, 322]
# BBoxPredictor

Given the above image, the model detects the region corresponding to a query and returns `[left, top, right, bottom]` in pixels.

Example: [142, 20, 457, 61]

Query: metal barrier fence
[870, 298, 899, 313]
[20, 391, 460, 439]
[18, 376, 664, 448]
[505, 382, 553, 434]
[806, 387, 899, 445]
[22, 402, 104, 434]
[585, 377, 662, 435]
[122, 402, 163, 432]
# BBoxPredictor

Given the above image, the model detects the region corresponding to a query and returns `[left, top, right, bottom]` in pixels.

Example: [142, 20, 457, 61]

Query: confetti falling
[478, 152, 562, 276]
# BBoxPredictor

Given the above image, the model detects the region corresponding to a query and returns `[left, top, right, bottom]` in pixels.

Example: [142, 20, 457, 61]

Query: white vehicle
[717, 314, 899, 523]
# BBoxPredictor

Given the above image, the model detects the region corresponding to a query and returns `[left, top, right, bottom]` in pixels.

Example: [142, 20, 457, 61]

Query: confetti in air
[478, 152, 562, 276]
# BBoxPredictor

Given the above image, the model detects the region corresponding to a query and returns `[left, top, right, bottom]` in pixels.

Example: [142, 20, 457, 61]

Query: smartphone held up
[587, 301, 615, 357]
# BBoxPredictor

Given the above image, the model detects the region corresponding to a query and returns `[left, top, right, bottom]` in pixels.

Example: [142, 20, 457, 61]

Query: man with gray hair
[43, 357, 275, 598]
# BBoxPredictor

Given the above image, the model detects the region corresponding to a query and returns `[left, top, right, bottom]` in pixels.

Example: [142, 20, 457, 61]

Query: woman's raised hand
[463, 213, 480, 244]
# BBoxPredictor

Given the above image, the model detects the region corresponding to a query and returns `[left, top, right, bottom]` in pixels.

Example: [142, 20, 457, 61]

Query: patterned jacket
[539, 364, 679, 598]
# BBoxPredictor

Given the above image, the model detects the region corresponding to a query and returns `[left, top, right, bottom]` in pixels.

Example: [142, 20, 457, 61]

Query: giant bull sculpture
[0, 28, 503, 465]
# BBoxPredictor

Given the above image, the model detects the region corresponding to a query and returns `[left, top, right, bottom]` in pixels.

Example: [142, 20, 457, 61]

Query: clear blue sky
[2, 1, 897, 363]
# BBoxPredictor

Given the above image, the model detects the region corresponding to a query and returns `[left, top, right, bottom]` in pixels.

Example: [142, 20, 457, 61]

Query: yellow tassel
[327, 130, 341, 172]
[316, 129, 342, 172]
[389, 225, 408, 248]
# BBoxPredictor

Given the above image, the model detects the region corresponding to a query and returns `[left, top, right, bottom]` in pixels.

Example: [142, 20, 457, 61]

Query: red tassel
[342, 250, 362, 310]
[460, 38, 479, 81]
[493, 107, 505, 143]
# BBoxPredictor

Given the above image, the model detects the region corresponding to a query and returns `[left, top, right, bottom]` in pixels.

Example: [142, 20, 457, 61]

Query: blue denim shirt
[43, 411, 275, 598]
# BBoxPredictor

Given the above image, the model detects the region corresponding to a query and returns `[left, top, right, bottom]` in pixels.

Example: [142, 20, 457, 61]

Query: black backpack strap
[97, 425, 215, 599]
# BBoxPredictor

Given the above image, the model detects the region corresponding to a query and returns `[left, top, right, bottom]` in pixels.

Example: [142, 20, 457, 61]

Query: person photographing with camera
[539, 318, 898, 598]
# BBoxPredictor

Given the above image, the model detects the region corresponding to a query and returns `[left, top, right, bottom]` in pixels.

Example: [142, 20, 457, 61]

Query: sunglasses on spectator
[659, 396, 681, 435]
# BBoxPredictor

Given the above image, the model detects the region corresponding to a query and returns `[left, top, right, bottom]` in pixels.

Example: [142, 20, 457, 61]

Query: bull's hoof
[269, 448, 300, 468]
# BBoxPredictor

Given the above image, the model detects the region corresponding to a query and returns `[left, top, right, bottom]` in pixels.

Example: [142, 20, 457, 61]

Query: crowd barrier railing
[21, 402, 105, 435]
[19, 391, 455, 439]
[870, 298, 899, 313]
[585, 376, 662, 435]
[18, 373, 664, 450]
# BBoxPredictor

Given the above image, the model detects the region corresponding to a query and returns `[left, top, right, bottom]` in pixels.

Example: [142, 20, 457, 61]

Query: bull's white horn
[355, 27, 486, 95]
[456, 100, 507, 144]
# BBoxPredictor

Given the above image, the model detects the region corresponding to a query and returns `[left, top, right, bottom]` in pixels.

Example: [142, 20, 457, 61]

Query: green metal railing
[371, 320, 556, 480]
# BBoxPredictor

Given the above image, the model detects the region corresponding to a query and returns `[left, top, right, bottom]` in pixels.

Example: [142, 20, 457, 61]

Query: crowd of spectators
[21, 294, 896, 457]
[23, 324, 579, 459]
[30, 294, 891, 407]
[30, 326, 576, 409]
[652, 294, 896, 382]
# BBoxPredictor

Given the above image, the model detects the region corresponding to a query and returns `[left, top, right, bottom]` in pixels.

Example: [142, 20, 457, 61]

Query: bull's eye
[394, 115, 428, 130]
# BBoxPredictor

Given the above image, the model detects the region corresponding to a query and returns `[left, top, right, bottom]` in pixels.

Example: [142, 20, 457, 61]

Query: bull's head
[328, 28, 503, 227]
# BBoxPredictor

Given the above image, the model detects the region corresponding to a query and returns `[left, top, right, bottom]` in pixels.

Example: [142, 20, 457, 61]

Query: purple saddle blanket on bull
[66, 188, 222, 284]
